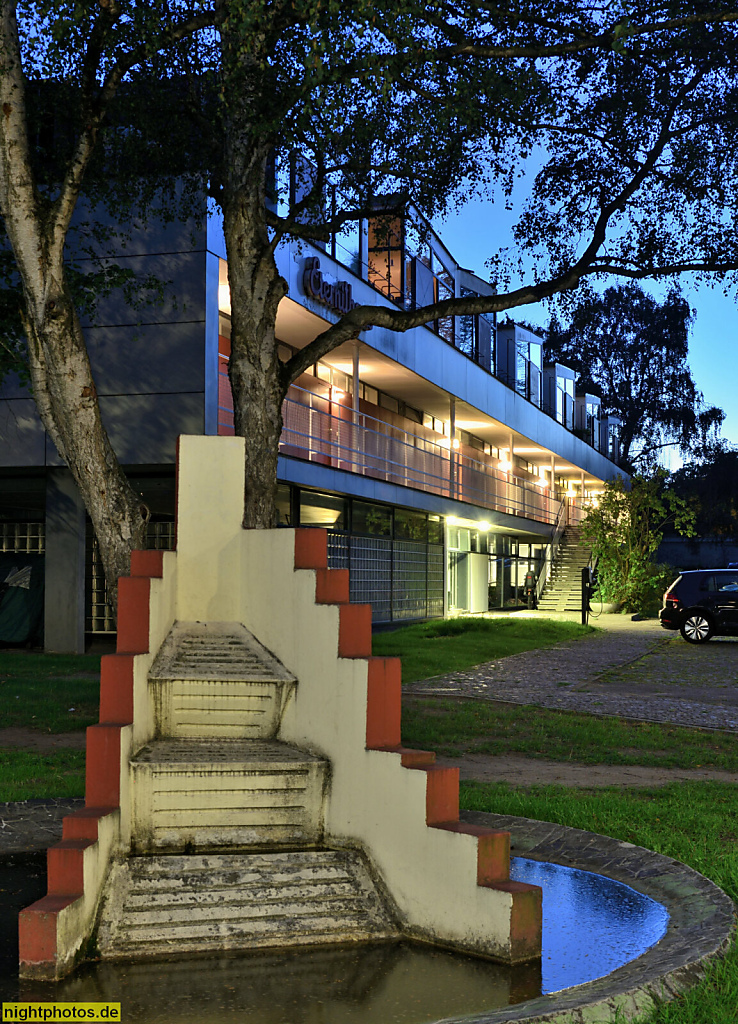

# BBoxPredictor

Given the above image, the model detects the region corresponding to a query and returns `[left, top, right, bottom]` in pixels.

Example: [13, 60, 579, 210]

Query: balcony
[219, 374, 572, 527]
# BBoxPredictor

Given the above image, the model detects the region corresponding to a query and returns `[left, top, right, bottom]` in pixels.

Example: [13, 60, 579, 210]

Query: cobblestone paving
[404, 615, 738, 731]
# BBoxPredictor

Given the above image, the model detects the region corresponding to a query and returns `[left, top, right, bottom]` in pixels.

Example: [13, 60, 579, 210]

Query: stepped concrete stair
[149, 622, 296, 739]
[97, 849, 398, 960]
[130, 738, 328, 852]
[538, 527, 592, 612]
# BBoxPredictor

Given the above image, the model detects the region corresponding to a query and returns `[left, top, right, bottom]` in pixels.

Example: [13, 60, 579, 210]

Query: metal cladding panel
[98, 393, 205, 465]
[0, 399, 46, 466]
[86, 322, 206, 396]
[77, 252, 207, 329]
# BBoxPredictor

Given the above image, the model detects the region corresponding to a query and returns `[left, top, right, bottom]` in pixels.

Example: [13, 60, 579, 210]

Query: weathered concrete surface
[149, 621, 296, 739]
[129, 738, 329, 852]
[96, 849, 398, 960]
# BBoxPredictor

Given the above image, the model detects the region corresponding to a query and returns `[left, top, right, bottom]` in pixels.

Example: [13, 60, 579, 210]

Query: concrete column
[449, 398, 456, 498]
[580, 470, 586, 499]
[352, 341, 360, 426]
[44, 469, 86, 653]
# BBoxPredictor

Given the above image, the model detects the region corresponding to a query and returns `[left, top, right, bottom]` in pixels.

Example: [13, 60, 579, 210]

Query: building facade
[0, 195, 626, 651]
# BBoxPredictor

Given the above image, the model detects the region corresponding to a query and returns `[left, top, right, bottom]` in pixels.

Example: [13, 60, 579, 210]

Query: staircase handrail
[536, 497, 567, 603]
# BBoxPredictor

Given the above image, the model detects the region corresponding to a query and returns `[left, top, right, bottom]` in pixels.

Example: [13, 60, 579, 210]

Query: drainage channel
[1, 855, 669, 1023]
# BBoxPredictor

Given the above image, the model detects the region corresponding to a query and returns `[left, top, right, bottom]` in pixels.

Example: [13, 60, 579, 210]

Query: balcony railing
[218, 376, 563, 527]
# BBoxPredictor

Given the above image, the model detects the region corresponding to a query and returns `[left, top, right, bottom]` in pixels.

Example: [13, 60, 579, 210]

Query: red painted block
[500, 880, 543, 962]
[294, 528, 328, 569]
[338, 603, 372, 658]
[315, 568, 350, 604]
[434, 822, 511, 883]
[19, 895, 78, 965]
[366, 657, 402, 748]
[116, 576, 151, 653]
[130, 549, 164, 578]
[47, 840, 93, 896]
[99, 653, 135, 723]
[85, 725, 122, 808]
[406, 765, 459, 825]
[62, 807, 116, 843]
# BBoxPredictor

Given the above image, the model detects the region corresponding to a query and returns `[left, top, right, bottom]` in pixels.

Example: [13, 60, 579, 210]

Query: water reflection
[0, 856, 669, 1024]
[511, 857, 669, 993]
[8, 945, 542, 1023]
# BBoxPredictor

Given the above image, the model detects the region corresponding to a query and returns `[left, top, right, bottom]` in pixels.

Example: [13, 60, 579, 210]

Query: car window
[717, 573, 738, 592]
[699, 575, 716, 592]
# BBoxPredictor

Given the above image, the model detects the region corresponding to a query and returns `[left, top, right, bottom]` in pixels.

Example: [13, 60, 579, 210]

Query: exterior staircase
[97, 619, 398, 959]
[537, 526, 592, 613]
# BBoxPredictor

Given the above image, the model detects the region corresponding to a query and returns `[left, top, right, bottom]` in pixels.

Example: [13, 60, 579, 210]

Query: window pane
[299, 491, 347, 529]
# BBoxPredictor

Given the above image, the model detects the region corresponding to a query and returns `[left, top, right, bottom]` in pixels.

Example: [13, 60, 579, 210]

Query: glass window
[275, 485, 292, 527]
[395, 509, 427, 542]
[428, 516, 443, 545]
[353, 500, 392, 537]
[299, 491, 347, 529]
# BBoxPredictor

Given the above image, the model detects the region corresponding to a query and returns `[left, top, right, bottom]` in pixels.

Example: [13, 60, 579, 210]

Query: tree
[545, 282, 724, 467]
[2, 1, 738, 604]
[581, 473, 696, 614]
[669, 442, 738, 537]
[0, 1, 220, 611]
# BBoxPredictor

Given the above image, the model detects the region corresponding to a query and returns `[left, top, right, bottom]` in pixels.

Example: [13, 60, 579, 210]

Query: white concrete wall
[172, 435, 518, 959]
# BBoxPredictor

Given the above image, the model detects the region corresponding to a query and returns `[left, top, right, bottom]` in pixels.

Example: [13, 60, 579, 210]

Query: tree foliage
[3, 1, 738, 604]
[545, 282, 724, 468]
[582, 473, 696, 614]
[669, 442, 738, 537]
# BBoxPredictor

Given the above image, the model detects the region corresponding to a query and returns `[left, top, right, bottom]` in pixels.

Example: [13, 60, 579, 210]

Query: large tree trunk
[23, 275, 148, 614]
[222, 160, 288, 528]
[220, 35, 288, 528]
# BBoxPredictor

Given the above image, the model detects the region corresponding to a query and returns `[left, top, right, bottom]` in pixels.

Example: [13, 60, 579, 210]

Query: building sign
[303, 257, 363, 317]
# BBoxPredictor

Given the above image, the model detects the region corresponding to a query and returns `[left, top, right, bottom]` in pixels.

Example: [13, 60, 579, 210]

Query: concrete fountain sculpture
[19, 434, 541, 981]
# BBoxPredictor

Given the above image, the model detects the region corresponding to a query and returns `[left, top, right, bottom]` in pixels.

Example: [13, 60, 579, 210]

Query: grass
[372, 616, 595, 684]
[460, 780, 738, 1024]
[0, 749, 86, 802]
[0, 651, 97, 801]
[0, 651, 100, 733]
[402, 698, 738, 770]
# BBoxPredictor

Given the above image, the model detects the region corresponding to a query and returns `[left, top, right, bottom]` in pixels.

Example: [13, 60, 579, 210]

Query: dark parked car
[660, 570, 738, 643]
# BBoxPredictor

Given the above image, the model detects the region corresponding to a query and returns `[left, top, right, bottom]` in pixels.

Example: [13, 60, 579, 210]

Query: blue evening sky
[436, 199, 738, 455]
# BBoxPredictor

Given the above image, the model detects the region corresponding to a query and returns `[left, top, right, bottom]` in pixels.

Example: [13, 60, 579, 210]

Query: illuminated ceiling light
[477, 521, 491, 532]
[331, 388, 345, 399]
[451, 438, 460, 450]
[566, 488, 577, 498]
[446, 516, 462, 526]
[218, 283, 231, 314]
[498, 459, 512, 471]
[535, 478, 548, 488]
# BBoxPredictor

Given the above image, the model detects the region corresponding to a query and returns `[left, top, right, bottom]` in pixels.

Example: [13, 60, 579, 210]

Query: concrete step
[97, 850, 398, 959]
[149, 622, 296, 739]
[130, 739, 328, 852]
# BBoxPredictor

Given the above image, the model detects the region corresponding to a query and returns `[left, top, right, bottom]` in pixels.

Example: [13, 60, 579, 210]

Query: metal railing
[218, 377, 564, 527]
[536, 500, 567, 604]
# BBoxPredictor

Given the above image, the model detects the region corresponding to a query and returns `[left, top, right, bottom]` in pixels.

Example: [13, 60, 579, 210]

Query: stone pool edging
[447, 809, 736, 1024]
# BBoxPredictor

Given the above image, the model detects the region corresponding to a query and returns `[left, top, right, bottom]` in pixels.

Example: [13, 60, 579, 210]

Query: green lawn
[373, 616, 594, 683]
[0, 749, 86, 802]
[460, 780, 738, 1024]
[0, 651, 98, 801]
[0, 651, 100, 732]
[402, 697, 738, 770]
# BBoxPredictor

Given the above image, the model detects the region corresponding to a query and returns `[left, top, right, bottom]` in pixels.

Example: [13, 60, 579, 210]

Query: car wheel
[680, 612, 714, 644]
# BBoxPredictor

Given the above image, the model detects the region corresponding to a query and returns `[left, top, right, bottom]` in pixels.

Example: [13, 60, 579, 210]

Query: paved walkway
[404, 612, 738, 731]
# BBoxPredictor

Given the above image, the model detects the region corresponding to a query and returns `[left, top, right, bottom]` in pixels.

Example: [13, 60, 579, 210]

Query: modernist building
[0, 196, 625, 652]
